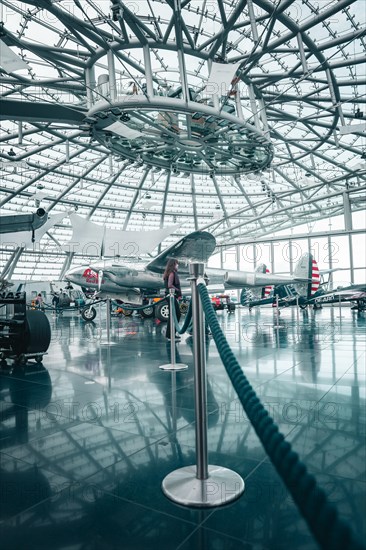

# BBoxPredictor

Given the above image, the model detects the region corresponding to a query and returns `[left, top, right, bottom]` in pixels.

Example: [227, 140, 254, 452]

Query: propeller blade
[98, 270, 103, 292]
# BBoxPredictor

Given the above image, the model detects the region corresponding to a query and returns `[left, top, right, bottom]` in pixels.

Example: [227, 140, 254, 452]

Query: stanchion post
[190, 262, 208, 480]
[101, 298, 117, 346]
[274, 295, 283, 329]
[161, 262, 245, 507]
[106, 297, 111, 343]
[171, 371, 177, 433]
[169, 290, 176, 362]
[159, 290, 188, 371]
[98, 301, 102, 340]
[338, 293, 343, 319]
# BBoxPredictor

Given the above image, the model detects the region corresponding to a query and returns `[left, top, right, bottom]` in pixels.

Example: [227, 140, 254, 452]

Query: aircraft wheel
[81, 306, 97, 321]
[155, 302, 169, 322]
[300, 304, 308, 310]
[140, 306, 154, 318]
[122, 308, 133, 316]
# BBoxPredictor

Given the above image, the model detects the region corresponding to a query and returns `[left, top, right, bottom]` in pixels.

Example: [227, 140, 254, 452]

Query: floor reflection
[0, 306, 364, 549]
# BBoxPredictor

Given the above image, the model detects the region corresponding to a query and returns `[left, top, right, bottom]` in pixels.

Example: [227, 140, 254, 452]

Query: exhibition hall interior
[0, 0, 365, 548]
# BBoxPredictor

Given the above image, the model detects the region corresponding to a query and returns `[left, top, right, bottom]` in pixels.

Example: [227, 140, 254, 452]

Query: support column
[143, 45, 155, 98]
[18, 121, 23, 145]
[59, 252, 74, 281]
[270, 242, 275, 274]
[85, 66, 96, 108]
[248, 84, 261, 131]
[327, 234, 333, 289]
[2, 247, 24, 279]
[107, 50, 117, 101]
[288, 240, 293, 275]
[343, 192, 352, 231]
[349, 234, 354, 284]
[236, 244, 240, 303]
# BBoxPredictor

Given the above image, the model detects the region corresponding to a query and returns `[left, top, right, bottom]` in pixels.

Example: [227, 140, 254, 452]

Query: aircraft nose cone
[65, 266, 83, 281]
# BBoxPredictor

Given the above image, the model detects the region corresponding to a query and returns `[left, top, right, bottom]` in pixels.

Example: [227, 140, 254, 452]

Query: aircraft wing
[146, 231, 216, 273]
[224, 270, 308, 288]
[310, 284, 366, 303]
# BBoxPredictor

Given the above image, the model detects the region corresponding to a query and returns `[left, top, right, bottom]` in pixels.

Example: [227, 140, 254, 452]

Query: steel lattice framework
[0, 0, 365, 268]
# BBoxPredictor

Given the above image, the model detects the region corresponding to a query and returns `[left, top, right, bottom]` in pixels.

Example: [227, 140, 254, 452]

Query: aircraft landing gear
[140, 306, 155, 318]
[155, 301, 169, 322]
[81, 306, 97, 321]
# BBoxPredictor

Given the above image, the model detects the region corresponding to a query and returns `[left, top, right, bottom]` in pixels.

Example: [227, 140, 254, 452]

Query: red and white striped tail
[264, 268, 272, 297]
[310, 259, 320, 295]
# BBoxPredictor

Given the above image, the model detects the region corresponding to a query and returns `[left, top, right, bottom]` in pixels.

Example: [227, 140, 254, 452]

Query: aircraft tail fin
[254, 264, 273, 299]
[293, 253, 320, 299]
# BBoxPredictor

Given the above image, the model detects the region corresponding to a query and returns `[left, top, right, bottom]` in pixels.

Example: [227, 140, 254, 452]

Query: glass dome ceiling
[0, 0, 365, 254]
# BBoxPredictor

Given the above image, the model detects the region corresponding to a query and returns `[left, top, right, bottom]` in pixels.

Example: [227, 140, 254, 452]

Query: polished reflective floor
[1, 305, 365, 549]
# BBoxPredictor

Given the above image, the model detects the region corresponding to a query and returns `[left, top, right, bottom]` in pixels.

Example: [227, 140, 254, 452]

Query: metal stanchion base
[162, 465, 245, 507]
[159, 363, 188, 371]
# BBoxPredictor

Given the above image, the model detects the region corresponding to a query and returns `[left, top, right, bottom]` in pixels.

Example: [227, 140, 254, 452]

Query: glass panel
[352, 211, 366, 230]
[354, 269, 366, 285]
[352, 234, 366, 267]
[222, 247, 239, 270]
[239, 244, 263, 271]
[309, 237, 330, 268]
[207, 252, 221, 269]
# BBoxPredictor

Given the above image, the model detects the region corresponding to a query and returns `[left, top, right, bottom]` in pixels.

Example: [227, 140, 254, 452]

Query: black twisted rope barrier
[198, 282, 364, 550]
[171, 298, 192, 334]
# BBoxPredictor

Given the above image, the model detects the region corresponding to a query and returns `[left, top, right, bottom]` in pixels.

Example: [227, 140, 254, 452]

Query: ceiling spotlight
[355, 108, 364, 119]
[111, 1, 121, 21]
